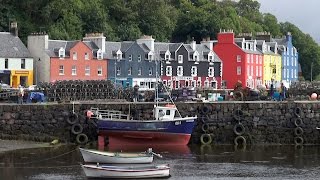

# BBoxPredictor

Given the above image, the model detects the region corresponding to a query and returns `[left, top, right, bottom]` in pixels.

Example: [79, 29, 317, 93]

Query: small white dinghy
[82, 163, 170, 179]
[79, 148, 160, 164]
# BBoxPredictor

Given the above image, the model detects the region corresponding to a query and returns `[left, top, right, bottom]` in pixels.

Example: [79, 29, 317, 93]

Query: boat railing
[91, 108, 129, 120]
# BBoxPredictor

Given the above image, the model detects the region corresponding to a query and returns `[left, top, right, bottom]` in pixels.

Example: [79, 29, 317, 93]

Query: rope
[12, 148, 78, 165]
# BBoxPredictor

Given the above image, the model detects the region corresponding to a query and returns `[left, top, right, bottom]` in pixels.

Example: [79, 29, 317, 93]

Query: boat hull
[79, 148, 153, 164]
[98, 118, 196, 145]
[82, 164, 170, 179]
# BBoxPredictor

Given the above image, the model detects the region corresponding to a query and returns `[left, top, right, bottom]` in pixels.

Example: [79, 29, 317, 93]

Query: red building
[214, 31, 263, 89]
[28, 33, 107, 83]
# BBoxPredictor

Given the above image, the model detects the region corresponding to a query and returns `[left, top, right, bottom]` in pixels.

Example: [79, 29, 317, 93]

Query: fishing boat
[81, 163, 170, 179]
[79, 147, 161, 164]
[87, 104, 196, 145]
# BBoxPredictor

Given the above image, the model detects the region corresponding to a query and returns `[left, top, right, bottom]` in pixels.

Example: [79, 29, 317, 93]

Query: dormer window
[73, 52, 77, 60]
[178, 55, 183, 63]
[148, 54, 153, 61]
[165, 54, 170, 61]
[97, 49, 103, 60]
[59, 47, 65, 58]
[85, 52, 89, 60]
[208, 55, 213, 62]
[116, 50, 122, 60]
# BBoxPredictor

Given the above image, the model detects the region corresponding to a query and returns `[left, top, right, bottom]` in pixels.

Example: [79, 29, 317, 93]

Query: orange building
[28, 33, 107, 83]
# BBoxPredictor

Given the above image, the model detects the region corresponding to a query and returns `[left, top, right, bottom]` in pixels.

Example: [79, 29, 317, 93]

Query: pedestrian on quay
[17, 85, 25, 104]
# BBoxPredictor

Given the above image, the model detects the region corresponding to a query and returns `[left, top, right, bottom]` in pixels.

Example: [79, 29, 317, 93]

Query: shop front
[11, 70, 33, 88]
[0, 70, 11, 84]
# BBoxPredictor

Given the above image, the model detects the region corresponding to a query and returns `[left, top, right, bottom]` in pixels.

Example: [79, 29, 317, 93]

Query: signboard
[15, 70, 29, 75]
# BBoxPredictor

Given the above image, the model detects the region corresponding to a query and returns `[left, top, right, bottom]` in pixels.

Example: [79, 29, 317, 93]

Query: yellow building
[263, 53, 282, 87]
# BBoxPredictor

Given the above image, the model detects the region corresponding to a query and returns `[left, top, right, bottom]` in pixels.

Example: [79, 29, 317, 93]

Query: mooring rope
[10, 148, 78, 165]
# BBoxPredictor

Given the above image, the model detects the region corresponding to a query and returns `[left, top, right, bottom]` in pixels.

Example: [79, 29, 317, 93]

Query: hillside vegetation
[0, 0, 319, 80]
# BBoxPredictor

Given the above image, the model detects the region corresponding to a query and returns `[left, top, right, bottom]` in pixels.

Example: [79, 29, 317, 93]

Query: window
[237, 55, 241, 62]
[72, 65, 77, 75]
[59, 48, 65, 58]
[129, 55, 132, 61]
[128, 67, 132, 75]
[208, 55, 213, 62]
[208, 67, 214, 77]
[197, 80, 201, 87]
[284, 69, 286, 78]
[138, 55, 141, 62]
[247, 55, 250, 63]
[259, 66, 262, 76]
[250, 54, 253, 64]
[259, 56, 262, 64]
[98, 66, 102, 76]
[165, 54, 170, 61]
[149, 67, 153, 76]
[175, 81, 179, 89]
[272, 68, 276, 74]
[85, 53, 89, 60]
[148, 54, 153, 61]
[166, 66, 172, 76]
[85, 66, 90, 76]
[204, 81, 209, 87]
[138, 67, 142, 75]
[251, 66, 253, 76]
[247, 65, 250, 76]
[211, 81, 217, 88]
[287, 57, 289, 66]
[256, 66, 258, 76]
[73, 52, 77, 60]
[284, 56, 286, 66]
[178, 55, 183, 63]
[21, 59, 25, 69]
[5, 59, 8, 69]
[59, 65, 64, 75]
[295, 69, 297, 78]
[255, 55, 258, 64]
[116, 67, 121, 75]
[97, 50, 103, 60]
[237, 66, 241, 75]
[177, 66, 183, 76]
[168, 80, 172, 88]
[292, 58, 294, 66]
[191, 66, 197, 76]
[194, 55, 199, 62]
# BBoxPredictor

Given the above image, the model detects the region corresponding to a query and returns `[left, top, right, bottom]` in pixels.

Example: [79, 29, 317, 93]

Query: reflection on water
[1, 144, 320, 180]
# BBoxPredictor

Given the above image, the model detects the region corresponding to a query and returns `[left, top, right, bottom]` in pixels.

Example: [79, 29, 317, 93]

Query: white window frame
[138, 67, 142, 76]
[256, 66, 258, 76]
[251, 66, 253, 76]
[208, 67, 214, 77]
[284, 56, 286, 66]
[129, 55, 132, 61]
[284, 69, 286, 78]
[247, 65, 250, 76]
[59, 48, 65, 59]
[255, 55, 258, 64]
[250, 54, 253, 64]
[165, 54, 170, 61]
[116, 67, 121, 76]
[208, 55, 213, 63]
[72, 65, 77, 75]
[85, 52, 89, 60]
[178, 55, 183, 64]
[166, 66, 172, 76]
[98, 66, 103, 76]
[237, 66, 241, 75]
[237, 55, 241, 62]
[149, 67, 153, 76]
[73, 52, 77, 60]
[59, 65, 64, 75]
[177, 66, 183, 76]
[138, 55, 141, 62]
[191, 66, 197, 77]
[259, 66, 262, 76]
[85, 65, 90, 76]
[128, 67, 132, 75]
[247, 55, 250, 63]
[259, 56, 262, 64]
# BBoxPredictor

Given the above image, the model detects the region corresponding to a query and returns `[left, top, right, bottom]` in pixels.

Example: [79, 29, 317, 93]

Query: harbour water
[1, 144, 320, 180]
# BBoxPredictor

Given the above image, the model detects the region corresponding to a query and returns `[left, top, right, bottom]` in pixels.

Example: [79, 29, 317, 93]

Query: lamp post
[36, 58, 40, 85]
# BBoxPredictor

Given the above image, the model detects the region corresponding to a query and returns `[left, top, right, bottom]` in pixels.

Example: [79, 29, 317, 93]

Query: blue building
[273, 32, 299, 85]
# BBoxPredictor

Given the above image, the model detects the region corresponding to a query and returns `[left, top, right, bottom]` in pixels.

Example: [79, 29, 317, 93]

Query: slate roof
[0, 32, 32, 58]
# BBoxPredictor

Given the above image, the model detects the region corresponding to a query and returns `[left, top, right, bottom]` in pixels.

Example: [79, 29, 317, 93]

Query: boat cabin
[154, 105, 179, 120]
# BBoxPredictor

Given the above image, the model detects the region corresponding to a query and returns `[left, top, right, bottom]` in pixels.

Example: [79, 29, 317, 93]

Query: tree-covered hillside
[0, 0, 319, 80]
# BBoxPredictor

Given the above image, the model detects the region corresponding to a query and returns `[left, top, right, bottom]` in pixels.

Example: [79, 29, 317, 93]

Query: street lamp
[35, 58, 40, 85]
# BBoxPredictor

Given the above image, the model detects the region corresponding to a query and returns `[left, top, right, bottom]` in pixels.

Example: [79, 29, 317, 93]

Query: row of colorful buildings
[0, 23, 299, 90]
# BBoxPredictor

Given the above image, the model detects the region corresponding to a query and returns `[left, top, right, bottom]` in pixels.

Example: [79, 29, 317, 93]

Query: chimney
[191, 37, 196, 51]
[83, 33, 106, 53]
[137, 35, 155, 52]
[10, 21, 18, 37]
[256, 32, 272, 42]
[286, 32, 292, 42]
[217, 30, 234, 44]
[201, 37, 214, 50]
[237, 32, 253, 40]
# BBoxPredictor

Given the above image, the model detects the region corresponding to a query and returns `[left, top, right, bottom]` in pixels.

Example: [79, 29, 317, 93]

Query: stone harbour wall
[0, 101, 320, 146]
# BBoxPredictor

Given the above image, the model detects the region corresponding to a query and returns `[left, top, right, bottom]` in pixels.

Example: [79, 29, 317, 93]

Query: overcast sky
[258, 0, 320, 43]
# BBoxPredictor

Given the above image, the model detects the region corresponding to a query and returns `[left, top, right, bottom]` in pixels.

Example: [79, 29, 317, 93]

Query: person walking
[18, 85, 25, 104]
[280, 83, 286, 101]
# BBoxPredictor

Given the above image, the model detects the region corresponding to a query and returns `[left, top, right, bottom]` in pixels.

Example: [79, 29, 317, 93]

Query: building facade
[28, 33, 108, 83]
[0, 22, 33, 88]
[214, 31, 263, 89]
[273, 32, 299, 85]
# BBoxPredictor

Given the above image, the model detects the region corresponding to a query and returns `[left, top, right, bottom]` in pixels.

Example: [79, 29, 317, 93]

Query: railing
[90, 108, 129, 120]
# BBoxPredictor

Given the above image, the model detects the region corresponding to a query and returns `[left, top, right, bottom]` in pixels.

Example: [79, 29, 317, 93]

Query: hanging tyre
[67, 112, 78, 125]
[294, 118, 303, 127]
[71, 123, 83, 135]
[294, 107, 302, 117]
[234, 136, 246, 146]
[233, 124, 245, 136]
[76, 133, 88, 145]
[201, 106, 210, 114]
[294, 137, 304, 145]
[201, 123, 210, 133]
[200, 133, 213, 145]
[294, 127, 304, 136]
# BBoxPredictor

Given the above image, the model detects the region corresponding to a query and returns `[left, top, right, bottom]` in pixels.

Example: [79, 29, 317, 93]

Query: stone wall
[0, 101, 320, 145]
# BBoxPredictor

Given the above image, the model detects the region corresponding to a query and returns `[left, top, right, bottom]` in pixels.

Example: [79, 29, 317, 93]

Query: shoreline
[0, 139, 53, 153]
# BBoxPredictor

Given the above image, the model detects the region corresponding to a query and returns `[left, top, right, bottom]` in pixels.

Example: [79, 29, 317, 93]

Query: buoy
[311, 93, 317, 100]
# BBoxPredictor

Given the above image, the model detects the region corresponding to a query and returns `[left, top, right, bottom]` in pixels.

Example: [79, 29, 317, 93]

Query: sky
[258, 0, 320, 43]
